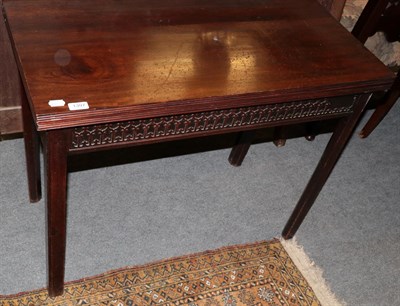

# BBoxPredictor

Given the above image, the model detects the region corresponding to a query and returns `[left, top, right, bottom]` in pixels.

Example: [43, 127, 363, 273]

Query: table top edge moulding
[24, 80, 396, 131]
[2, 0, 394, 131]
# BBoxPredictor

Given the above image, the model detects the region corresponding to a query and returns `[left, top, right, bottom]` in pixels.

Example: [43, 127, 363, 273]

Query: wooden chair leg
[359, 72, 400, 138]
[351, 0, 390, 44]
[229, 131, 255, 166]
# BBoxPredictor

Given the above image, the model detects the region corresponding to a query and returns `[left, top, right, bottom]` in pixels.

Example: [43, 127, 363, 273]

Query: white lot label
[48, 99, 66, 107]
[68, 102, 89, 111]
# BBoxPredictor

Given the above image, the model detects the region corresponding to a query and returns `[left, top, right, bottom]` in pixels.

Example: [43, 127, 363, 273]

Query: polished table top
[3, 0, 393, 131]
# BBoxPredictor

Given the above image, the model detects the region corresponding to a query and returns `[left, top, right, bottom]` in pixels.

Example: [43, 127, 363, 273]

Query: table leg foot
[273, 138, 286, 147]
[273, 126, 286, 147]
[229, 131, 255, 166]
[44, 130, 69, 297]
[305, 122, 317, 142]
[282, 94, 371, 239]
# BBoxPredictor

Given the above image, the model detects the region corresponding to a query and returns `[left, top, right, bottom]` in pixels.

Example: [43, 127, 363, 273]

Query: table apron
[68, 95, 359, 154]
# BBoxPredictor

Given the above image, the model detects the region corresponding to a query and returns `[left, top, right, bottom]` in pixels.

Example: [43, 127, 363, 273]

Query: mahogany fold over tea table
[3, 0, 394, 297]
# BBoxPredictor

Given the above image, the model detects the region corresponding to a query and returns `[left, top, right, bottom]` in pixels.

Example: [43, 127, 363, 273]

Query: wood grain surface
[3, 0, 394, 131]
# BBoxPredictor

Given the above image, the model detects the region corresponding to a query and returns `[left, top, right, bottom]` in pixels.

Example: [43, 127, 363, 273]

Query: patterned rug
[0, 240, 333, 306]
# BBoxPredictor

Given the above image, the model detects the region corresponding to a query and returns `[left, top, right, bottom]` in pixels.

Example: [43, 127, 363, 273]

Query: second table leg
[229, 131, 256, 166]
[282, 94, 371, 239]
[43, 130, 69, 297]
[21, 85, 41, 202]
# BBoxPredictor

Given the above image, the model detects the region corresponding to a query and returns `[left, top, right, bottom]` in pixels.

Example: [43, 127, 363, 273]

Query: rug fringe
[280, 237, 346, 306]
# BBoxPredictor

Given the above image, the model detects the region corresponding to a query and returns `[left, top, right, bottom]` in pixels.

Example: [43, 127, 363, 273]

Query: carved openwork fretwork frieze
[70, 96, 357, 149]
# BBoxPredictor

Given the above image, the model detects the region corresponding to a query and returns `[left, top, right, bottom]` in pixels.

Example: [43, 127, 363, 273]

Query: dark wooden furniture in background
[352, 0, 400, 138]
[0, 0, 345, 137]
[0, 0, 22, 136]
[3, 0, 393, 297]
